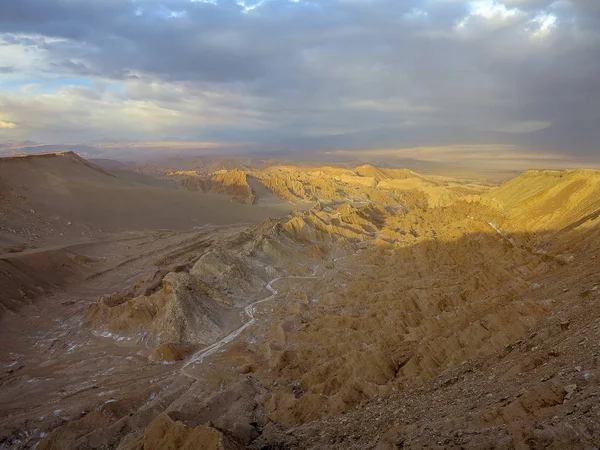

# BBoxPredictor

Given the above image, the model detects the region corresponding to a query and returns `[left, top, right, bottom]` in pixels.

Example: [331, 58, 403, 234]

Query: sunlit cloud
[529, 12, 557, 35]
[0, 121, 16, 129]
[455, 0, 526, 32]
[470, 0, 520, 20]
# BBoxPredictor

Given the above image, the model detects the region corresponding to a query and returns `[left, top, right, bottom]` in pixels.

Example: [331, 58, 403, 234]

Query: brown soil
[1, 156, 600, 450]
[0, 152, 299, 250]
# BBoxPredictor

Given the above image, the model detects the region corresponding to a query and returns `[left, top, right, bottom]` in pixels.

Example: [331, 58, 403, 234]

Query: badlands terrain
[1, 152, 600, 449]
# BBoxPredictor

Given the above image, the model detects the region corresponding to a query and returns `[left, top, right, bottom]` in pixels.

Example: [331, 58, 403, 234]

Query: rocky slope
[175, 169, 258, 204]
[0, 152, 294, 250]
[0, 152, 298, 319]
[2, 162, 600, 449]
[486, 169, 600, 232]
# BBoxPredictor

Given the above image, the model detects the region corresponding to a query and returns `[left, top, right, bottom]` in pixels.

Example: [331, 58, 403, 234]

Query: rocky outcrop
[487, 168, 600, 232]
[178, 169, 257, 204]
[86, 272, 240, 348]
[16, 165, 600, 450]
[119, 413, 243, 450]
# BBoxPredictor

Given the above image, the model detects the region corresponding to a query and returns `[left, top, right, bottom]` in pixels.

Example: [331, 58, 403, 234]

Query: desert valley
[0, 150, 599, 449]
[2, 1, 600, 447]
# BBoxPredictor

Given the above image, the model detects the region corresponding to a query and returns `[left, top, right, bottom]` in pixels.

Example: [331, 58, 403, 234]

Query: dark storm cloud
[0, 0, 599, 159]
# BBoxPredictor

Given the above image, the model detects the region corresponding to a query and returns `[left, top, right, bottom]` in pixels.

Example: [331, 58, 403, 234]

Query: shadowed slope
[2, 163, 600, 450]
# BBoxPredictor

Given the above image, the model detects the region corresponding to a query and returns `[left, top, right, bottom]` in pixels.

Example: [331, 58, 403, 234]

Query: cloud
[0, 0, 598, 161]
[0, 121, 16, 129]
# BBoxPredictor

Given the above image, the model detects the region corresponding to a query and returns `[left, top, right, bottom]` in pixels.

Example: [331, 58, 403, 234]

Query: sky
[0, 0, 599, 164]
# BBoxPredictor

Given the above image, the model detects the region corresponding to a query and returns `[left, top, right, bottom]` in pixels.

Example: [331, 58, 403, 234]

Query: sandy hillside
[0, 152, 302, 320]
[1, 161, 600, 450]
[0, 152, 298, 249]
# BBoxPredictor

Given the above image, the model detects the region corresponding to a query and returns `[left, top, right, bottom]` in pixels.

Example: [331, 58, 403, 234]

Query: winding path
[182, 274, 318, 369]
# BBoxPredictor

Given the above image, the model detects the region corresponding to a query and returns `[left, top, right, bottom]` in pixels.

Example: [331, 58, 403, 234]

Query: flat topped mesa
[0, 150, 77, 159]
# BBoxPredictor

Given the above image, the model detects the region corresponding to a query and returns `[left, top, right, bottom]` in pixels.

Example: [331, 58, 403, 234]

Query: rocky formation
[0, 152, 292, 252]
[119, 413, 243, 450]
[176, 169, 257, 204]
[85, 272, 240, 348]
[0, 152, 297, 321]
[252, 164, 487, 207]
[3, 162, 600, 450]
[486, 168, 600, 232]
[83, 218, 316, 361]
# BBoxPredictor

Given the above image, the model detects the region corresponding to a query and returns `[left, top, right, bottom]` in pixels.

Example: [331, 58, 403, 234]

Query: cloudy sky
[0, 0, 599, 163]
